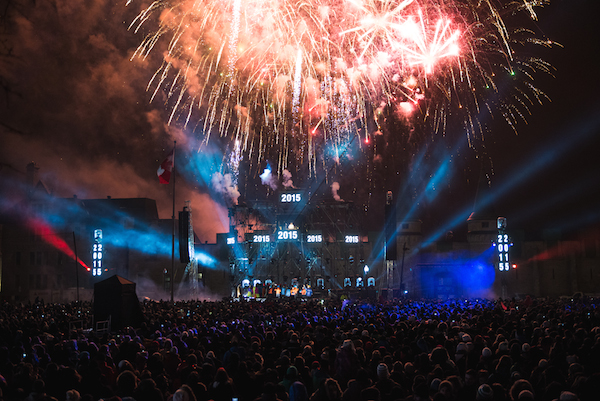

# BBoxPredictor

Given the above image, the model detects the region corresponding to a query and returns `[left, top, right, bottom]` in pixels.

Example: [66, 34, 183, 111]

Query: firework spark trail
[292, 48, 303, 117]
[227, 138, 242, 183]
[395, 10, 461, 74]
[127, 0, 555, 175]
[228, 0, 242, 78]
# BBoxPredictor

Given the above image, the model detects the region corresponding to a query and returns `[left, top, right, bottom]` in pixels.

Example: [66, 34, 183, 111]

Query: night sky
[1, 0, 599, 243]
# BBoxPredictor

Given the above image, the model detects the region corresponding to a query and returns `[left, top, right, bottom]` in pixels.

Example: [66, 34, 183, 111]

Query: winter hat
[377, 363, 389, 379]
[477, 384, 493, 401]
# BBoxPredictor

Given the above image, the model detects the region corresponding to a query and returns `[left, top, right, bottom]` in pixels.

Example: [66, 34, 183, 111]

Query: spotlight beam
[419, 106, 600, 249]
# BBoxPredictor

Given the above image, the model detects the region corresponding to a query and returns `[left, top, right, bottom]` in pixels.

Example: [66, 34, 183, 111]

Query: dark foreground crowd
[1, 296, 599, 401]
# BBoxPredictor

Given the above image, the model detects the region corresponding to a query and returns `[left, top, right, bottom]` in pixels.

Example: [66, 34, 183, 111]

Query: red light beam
[26, 217, 91, 271]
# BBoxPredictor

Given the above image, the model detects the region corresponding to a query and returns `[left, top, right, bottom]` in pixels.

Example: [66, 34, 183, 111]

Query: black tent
[94, 275, 144, 330]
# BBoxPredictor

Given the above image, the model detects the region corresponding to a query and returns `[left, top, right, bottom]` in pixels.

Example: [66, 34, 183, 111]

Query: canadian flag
[157, 150, 174, 184]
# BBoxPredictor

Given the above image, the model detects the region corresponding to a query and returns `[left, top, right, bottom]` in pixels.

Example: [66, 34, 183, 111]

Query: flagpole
[171, 140, 176, 303]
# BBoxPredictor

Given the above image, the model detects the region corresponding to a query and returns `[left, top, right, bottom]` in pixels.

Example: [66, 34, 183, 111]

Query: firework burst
[128, 0, 555, 176]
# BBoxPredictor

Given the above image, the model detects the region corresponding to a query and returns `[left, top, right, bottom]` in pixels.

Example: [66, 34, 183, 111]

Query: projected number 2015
[306, 234, 322, 243]
[253, 235, 270, 243]
[345, 235, 359, 243]
[278, 230, 298, 240]
[497, 234, 510, 271]
[281, 193, 301, 203]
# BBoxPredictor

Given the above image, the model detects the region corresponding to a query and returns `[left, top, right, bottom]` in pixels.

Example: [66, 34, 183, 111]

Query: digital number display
[277, 230, 298, 240]
[497, 234, 510, 271]
[306, 234, 322, 243]
[253, 234, 271, 243]
[280, 193, 302, 203]
[345, 235, 359, 243]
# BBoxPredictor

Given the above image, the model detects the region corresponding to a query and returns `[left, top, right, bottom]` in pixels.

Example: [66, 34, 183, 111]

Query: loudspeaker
[384, 200, 397, 260]
[179, 210, 191, 263]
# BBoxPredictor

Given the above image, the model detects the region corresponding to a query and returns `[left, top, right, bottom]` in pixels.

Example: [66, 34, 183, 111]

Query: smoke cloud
[331, 182, 344, 201]
[211, 172, 240, 206]
[260, 167, 278, 190]
[0, 0, 227, 242]
[282, 169, 295, 188]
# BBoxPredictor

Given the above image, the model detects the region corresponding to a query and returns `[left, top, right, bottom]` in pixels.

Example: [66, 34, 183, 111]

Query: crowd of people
[0, 295, 599, 401]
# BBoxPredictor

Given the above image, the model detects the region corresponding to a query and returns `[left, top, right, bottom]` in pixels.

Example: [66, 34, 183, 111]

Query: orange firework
[127, 0, 556, 173]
